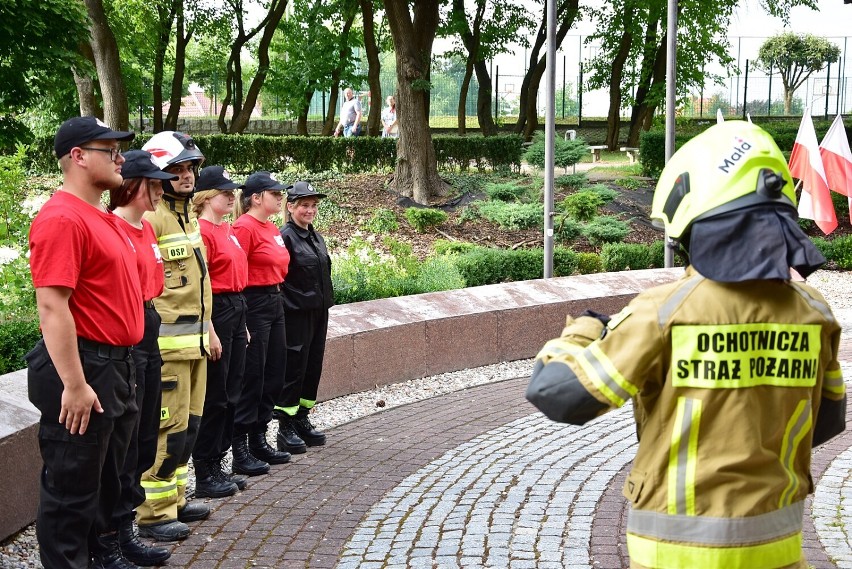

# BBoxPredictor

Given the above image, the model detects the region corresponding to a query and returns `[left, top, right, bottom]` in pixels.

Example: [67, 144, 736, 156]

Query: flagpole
[664, 0, 677, 268]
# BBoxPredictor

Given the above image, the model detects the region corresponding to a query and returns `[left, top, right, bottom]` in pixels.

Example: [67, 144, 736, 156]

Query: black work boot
[294, 407, 327, 446]
[232, 434, 270, 476]
[137, 520, 189, 542]
[277, 415, 308, 454]
[118, 520, 171, 567]
[177, 501, 210, 523]
[219, 452, 248, 490]
[92, 531, 141, 569]
[194, 459, 238, 498]
[249, 431, 292, 464]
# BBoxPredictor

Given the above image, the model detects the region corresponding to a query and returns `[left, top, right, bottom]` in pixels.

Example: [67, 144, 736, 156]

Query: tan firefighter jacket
[527, 267, 846, 569]
[143, 194, 212, 361]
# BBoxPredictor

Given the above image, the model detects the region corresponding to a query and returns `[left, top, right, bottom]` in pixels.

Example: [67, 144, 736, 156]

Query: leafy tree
[266, 0, 363, 135]
[443, 0, 532, 136]
[384, 0, 445, 204]
[757, 32, 840, 114]
[0, 0, 89, 142]
[512, 0, 580, 141]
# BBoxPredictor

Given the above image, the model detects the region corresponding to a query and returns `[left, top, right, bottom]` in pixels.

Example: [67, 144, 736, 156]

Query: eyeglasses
[79, 146, 122, 163]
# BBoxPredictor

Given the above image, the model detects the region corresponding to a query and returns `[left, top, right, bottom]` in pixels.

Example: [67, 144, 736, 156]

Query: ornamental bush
[476, 201, 543, 230]
[582, 216, 630, 246]
[404, 207, 448, 233]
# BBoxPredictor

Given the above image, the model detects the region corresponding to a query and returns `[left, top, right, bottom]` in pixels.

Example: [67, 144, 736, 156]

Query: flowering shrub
[331, 237, 464, 304]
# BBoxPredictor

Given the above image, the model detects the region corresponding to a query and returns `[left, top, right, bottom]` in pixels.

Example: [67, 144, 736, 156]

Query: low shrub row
[24, 132, 525, 175]
[639, 119, 852, 178]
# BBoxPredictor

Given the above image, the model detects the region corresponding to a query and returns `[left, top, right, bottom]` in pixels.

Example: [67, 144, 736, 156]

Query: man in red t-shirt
[27, 116, 143, 569]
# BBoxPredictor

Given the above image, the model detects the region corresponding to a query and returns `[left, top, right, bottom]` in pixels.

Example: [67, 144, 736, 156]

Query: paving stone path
[169, 362, 852, 569]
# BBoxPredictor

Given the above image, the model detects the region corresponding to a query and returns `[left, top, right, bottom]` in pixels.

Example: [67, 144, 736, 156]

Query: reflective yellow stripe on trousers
[141, 478, 178, 501]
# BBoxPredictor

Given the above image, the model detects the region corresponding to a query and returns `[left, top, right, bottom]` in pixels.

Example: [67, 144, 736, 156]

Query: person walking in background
[381, 95, 398, 138]
[526, 121, 847, 569]
[334, 88, 362, 138]
[136, 131, 215, 542]
[107, 150, 176, 567]
[27, 116, 142, 569]
[274, 182, 334, 453]
[190, 166, 250, 496]
[231, 171, 292, 473]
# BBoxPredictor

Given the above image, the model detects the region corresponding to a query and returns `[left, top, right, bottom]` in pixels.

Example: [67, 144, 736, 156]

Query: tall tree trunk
[219, 0, 267, 133]
[474, 61, 496, 136]
[323, 79, 342, 136]
[297, 89, 313, 135]
[165, 3, 193, 130]
[385, 0, 443, 204]
[457, 60, 474, 134]
[83, 0, 129, 131]
[322, 10, 357, 135]
[73, 42, 100, 118]
[604, 29, 633, 150]
[228, 0, 288, 133]
[513, 0, 580, 140]
[627, 33, 666, 147]
[152, 1, 176, 132]
[360, 0, 382, 137]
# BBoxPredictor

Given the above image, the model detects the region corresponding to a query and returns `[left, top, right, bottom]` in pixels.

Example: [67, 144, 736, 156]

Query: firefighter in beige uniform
[527, 121, 847, 569]
[136, 131, 216, 541]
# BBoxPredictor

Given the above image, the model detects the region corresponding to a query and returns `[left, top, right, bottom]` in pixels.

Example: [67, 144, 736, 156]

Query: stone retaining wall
[0, 268, 682, 541]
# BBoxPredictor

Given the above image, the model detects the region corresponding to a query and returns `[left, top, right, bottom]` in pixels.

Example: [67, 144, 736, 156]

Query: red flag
[789, 110, 837, 234]
[819, 114, 852, 198]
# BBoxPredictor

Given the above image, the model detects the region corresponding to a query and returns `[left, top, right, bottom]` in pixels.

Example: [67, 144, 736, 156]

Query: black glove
[580, 309, 611, 326]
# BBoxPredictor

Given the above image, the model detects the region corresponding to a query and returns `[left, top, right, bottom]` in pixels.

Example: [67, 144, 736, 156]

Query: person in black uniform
[275, 181, 334, 453]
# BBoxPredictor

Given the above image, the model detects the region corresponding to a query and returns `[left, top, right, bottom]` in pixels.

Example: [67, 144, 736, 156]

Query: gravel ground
[3, 269, 852, 568]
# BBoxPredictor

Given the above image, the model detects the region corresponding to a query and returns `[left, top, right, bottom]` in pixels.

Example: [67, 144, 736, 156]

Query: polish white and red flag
[789, 109, 837, 234]
[819, 115, 852, 221]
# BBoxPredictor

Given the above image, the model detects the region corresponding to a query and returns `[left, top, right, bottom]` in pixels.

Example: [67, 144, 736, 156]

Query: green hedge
[0, 318, 41, 375]
[639, 119, 852, 179]
[26, 132, 524, 175]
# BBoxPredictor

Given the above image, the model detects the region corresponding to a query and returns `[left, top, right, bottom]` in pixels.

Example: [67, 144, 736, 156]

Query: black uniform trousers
[280, 308, 329, 410]
[194, 293, 247, 460]
[234, 289, 286, 436]
[112, 306, 162, 527]
[26, 338, 137, 569]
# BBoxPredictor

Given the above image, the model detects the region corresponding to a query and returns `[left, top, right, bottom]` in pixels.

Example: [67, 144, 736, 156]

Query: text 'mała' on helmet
[141, 131, 205, 170]
[650, 120, 797, 241]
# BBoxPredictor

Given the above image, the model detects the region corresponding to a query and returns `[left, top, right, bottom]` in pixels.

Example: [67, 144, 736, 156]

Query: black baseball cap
[54, 116, 135, 159]
[197, 166, 243, 191]
[287, 181, 327, 202]
[244, 171, 286, 196]
[121, 150, 179, 180]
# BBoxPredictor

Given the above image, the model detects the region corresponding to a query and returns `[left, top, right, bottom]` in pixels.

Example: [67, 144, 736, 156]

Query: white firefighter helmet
[141, 131, 205, 170]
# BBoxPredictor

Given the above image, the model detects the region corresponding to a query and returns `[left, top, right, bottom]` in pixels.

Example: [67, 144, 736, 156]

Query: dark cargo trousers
[277, 308, 328, 414]
[235, 289, 286, 436]
[112, 306, 162, 527]
[26, 339, 137, 569]
[194, 293, 247, 460]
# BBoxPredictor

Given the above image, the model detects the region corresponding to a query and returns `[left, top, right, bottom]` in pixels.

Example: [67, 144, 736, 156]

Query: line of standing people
[27, 118, 335, 569]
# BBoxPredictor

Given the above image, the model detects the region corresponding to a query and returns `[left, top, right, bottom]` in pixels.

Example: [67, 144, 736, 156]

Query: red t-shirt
[232, 214, 289, 286]
[199, 218, 248, 294]
[118, 218, 164, 302]
[29, 190, 144, 346]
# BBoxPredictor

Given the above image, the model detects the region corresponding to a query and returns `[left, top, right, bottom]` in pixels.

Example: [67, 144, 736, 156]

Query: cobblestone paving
[165, 366, 852, 569]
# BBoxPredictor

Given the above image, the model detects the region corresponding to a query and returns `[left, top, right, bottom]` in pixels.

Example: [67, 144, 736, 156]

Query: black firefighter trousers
[26, 339, 137, 569]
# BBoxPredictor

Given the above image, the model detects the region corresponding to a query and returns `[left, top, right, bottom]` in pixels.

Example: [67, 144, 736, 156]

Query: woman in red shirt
[107, 150, 176, 566]
[231, 171, 292, 472]
[190, 166, 252, 496]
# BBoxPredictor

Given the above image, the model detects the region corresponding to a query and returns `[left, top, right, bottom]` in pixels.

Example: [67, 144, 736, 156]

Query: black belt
[78, 337, 132, 360]
[144, 300, 156, 309]
[243, 285, 280, 294]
